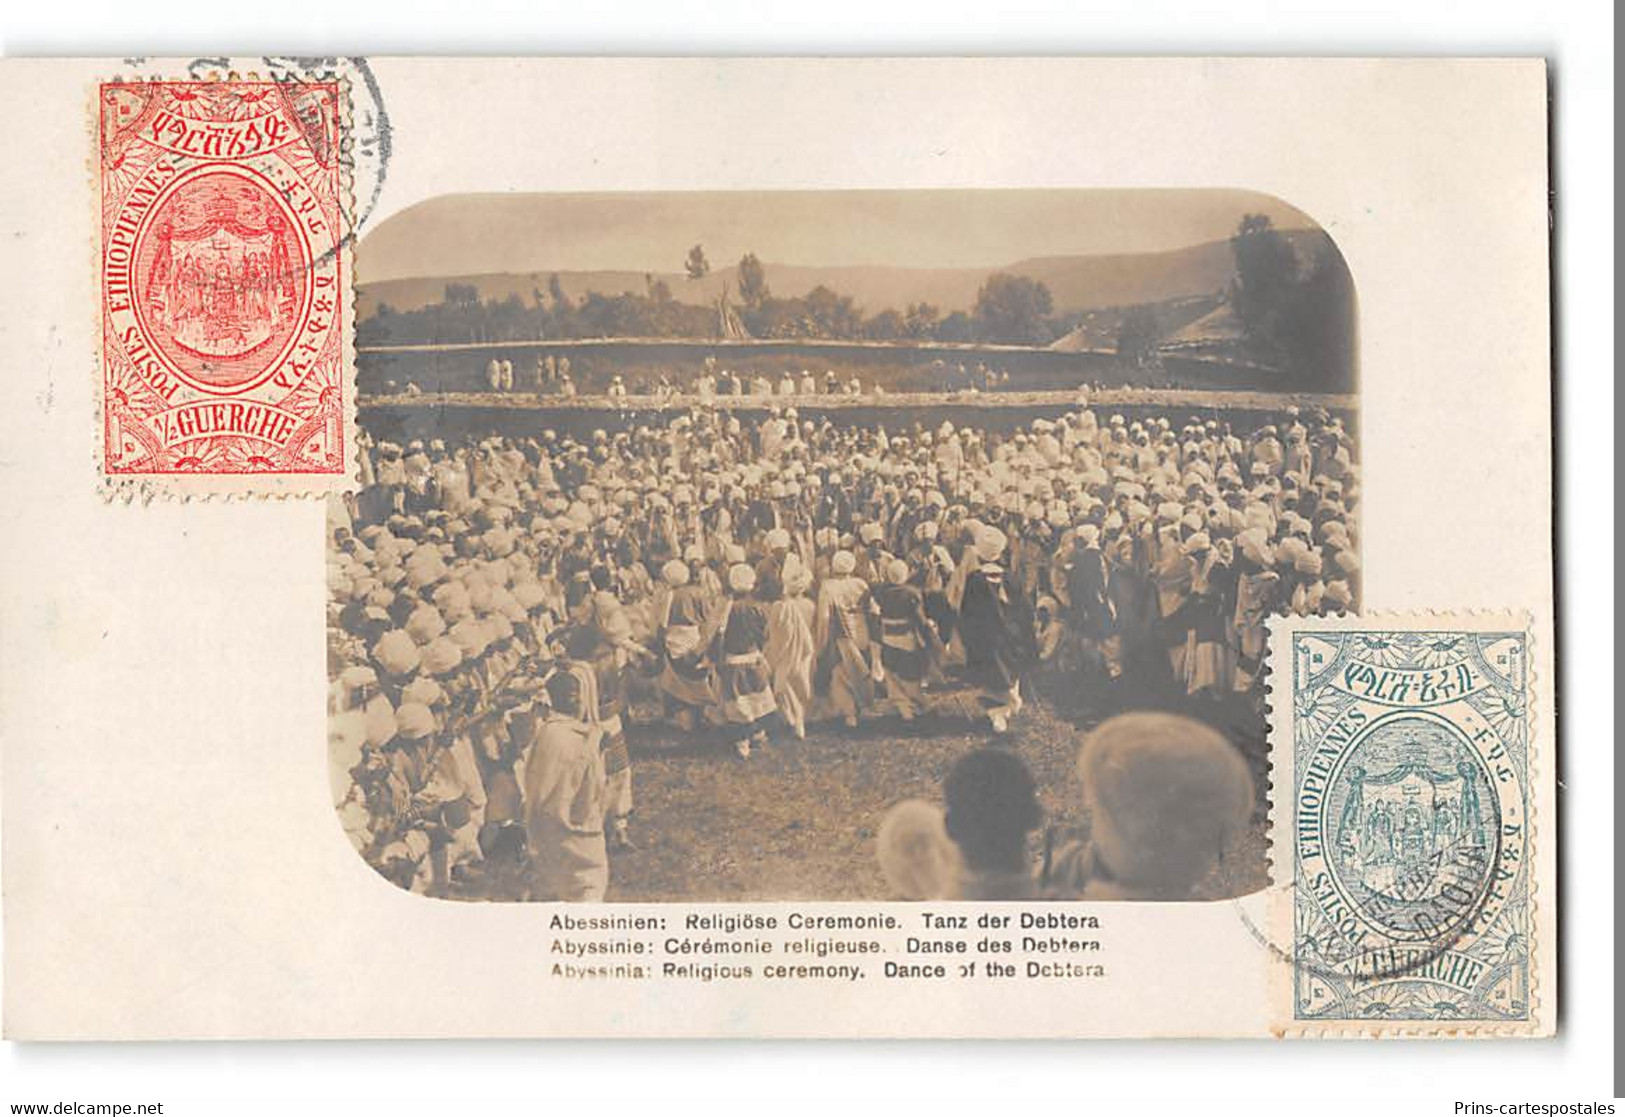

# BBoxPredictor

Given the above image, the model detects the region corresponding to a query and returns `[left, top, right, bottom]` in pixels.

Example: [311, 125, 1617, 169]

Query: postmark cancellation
[1268, 611, 1540, 1034]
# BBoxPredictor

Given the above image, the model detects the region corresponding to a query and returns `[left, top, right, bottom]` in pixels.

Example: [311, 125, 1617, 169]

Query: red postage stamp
[98, 76, 354, 496]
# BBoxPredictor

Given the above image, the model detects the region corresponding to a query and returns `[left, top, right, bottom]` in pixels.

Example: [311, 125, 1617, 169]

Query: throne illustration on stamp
[99, 76, 353, 494]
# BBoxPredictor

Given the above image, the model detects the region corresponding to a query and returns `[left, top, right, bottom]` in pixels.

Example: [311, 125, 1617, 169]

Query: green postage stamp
[1269, 611, 1538, 1033]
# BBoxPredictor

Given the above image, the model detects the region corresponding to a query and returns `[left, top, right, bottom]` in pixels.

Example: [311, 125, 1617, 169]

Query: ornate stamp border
[1265, 610, 1545, 1037]
[94, 62, 360, 499]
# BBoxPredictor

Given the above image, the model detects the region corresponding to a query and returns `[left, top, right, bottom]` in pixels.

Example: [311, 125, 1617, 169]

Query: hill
[357, 232, 1336, 323]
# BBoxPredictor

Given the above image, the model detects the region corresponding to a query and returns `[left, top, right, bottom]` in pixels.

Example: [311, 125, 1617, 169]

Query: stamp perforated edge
[1263, 608, 1546, 1038]
[92, 63, 359, 503]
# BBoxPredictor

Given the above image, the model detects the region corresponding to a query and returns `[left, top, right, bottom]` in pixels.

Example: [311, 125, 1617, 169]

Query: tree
[936, 310, 975, 343]
[356, 301, 396, 347]
[526, 289, 549, 340]
[737, 252, 770, 308]
[904, 302, 940, 339]
[974, 273, 1054, 344]
[442, 282, 479, 308]
[1116, 305, 1160, 364]
[545, 273, 576, 337]
[1226, 216, 1356, 388]
[487, 293, 528, 340]
[577, 291, 654, 338]
[1228, 213, 1300, 360]
[865, 308, 907, 340]
[546, 273, 570, 312]
[685, 244, 711, 281]
[804, 285, 862, 338]
[1277, 242, 1356, 391]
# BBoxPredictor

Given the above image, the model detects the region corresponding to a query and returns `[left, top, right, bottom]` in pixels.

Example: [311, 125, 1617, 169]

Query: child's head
[1076, 713, 1254, 898]
[876, 799, 960, 900]
[943, 747, 1042, 872]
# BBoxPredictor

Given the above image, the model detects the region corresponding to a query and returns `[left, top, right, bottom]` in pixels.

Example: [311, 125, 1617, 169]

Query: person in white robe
[814, 550, 875, 728]
[765, 554, 817, 739]
[522, 673, 609, 902]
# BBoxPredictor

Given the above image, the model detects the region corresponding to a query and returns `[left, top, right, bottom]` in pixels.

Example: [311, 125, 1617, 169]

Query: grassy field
[449, 679, 1270, 905]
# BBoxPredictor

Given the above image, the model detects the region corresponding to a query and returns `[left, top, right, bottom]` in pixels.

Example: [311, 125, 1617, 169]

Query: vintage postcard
[0, 57, 1554, 1039]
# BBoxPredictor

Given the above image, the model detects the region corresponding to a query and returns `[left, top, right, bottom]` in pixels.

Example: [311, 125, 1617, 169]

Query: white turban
[662, 559, 691, 587]
[393, 702, 436, 742]
[372, 630, 421, 678]
[973, 527, 1007, 564]
[728, 563, 757, 594]
[1237, 529, 1275, 567]
[781, 554, 812, 596]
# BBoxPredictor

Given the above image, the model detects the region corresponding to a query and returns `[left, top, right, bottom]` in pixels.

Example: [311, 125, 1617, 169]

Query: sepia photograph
[325, 188, 1359, 904]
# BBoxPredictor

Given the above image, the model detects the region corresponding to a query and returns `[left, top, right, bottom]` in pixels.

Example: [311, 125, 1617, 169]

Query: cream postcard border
[1, 57, 1552, 1039]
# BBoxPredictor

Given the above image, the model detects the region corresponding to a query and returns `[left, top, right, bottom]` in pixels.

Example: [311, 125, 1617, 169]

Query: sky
[358, 189, 1318, 283]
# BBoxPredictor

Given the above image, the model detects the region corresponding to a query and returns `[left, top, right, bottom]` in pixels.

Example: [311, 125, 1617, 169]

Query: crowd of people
[327, 396, 1358, 902]
[385, 357, 1276, 407]
[473, 354, 885, 399]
